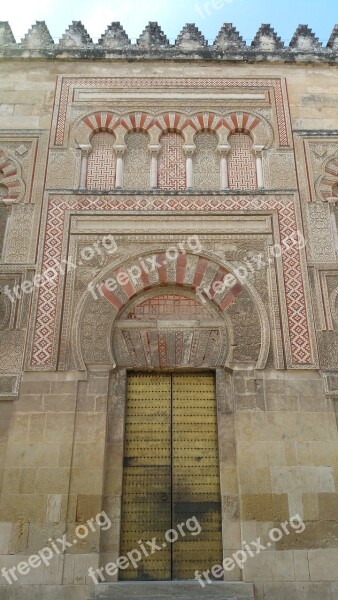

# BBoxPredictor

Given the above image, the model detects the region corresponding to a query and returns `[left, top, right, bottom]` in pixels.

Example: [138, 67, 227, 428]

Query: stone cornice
[0, 21, 338, 63]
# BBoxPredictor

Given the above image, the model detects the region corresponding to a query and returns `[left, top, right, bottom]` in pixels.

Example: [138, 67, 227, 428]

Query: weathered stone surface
[137, 22, 169, 48]
[98, 22, 130, 49]
[252, 24, 284, 51]
[175, 23, 207, 50]
[0, 22, 15, 46]
[289, 25, 322, 51]
[20, 21, 54, 48]
[213, 23, 246, 50]
[59, 21, 92, 48]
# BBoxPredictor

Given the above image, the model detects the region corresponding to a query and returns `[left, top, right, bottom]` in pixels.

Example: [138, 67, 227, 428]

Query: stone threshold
[91, 581, 255, 599]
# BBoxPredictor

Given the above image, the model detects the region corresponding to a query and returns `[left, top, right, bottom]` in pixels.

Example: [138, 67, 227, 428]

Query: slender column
[253, 145, 265, 189]
[183, 145, 195, 189]
[78, 144, 91, 189]
[217, 145, 231, 190]
[148, 144, 161, 189]
[115, 148, 125, 189]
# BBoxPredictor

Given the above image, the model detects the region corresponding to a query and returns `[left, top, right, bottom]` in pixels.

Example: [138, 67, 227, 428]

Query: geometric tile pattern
[128, 295, 212, 320]
[53, 78, 290, 147]
[118, 327, 224, 369]
[319, 155, 338, 200]
[87, 132, 116, 190]
[158, 133, 186, 190]
[228, 133, 257, 190]
[0, 149, 23, 201]
[30, 194, 312, 368]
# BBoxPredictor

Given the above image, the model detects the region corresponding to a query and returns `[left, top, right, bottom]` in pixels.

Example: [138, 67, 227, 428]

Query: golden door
[120, 372, 222, 581]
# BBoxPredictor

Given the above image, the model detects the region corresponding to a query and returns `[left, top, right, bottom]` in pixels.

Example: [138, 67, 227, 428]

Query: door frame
[102, 366, 238, 583]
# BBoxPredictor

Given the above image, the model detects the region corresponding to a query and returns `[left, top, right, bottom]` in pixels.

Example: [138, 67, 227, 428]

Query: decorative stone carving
[99, 22, 130, 49]
[55, 77, 290, 150]
[327, 25, 338, 50]
[4, 204, 35, 263]
[123, 133, 150, 190]
[46, 148, 79, 190]
[0, 289, 10, 330]
[0, 148, 25, 204]
[251, 24, 284, 51]
[0, 22, 15, 45]
[137, 22, 169, 48]
[213, 23, 246, 50]
[0, 204, 7, 257]
[307, 202, 337, 262]
[175, 24, 207, 50]
[87, 133, 116, 191]
[2, 21, 338, 62]
[193, 133, 220, 191]
[266, 150, 297, 190]
[20, 21, 54, 48]
[0, 373, 20, 399]
[317, 153, 338, 202]
[114, 291, 229, 368]
[59, 21, 92, 47]
[158, 133, 186, 191]
[227, 133, 257, 190]
[289, 25, 322, 51]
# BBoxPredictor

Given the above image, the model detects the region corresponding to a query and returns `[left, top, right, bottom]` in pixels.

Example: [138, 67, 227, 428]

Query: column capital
[148, 144, 161, 155]
[183, 144, 196, 158]
[78, 144, 92, 156]
[252, 144, 265, 156]
[217, 144, 231, 157]
[114, 144, 126, 157]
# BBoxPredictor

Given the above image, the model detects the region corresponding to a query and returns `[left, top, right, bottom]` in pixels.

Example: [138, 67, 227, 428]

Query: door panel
[120, 373, 172, 581]
[120, 372, 223, 581]
[171, 373, 223, 580]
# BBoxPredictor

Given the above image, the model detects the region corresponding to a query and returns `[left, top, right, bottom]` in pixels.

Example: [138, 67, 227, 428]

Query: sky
[1, 0, 337, 45]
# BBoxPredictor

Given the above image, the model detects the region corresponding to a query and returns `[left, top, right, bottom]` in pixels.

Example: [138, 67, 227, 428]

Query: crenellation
[0, 22, 15, 46]
[137, 22, 169, 48]
[0, 21, 338, 61]
[213, 22, 247, 50]
[98, 22, 130, 49]
[251, 24, 284, 52]
[327, 24, 338, 50]
[59, 21, 93, 48]
[175, 23, 208, 50]
[20, 21, 54, 49]
[289, 24, 322, 51]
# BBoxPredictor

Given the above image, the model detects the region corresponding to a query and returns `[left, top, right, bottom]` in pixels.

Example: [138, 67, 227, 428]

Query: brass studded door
[120, 372, 222, 581]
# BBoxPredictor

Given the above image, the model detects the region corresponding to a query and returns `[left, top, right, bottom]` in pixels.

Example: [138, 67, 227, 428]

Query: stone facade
[0, 19, 338, 600]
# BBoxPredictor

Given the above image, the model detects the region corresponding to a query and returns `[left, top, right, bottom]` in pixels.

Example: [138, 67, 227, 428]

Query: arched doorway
[113, 290, 226, 580]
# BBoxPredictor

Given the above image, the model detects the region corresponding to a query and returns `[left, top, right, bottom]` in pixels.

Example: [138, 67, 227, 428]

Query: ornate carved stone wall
[87, 132, 116, 190]
[227, 132, 257, 189]
[124, 133, 150, 190]
[158, 133, 186, 190]
[0, 36, 338, 600]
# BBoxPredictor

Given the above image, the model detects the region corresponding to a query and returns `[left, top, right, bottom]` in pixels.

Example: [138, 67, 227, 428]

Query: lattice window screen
[87, 132, 116, 190]
[158, 133, 186, 191]
[227, 132, 257, 190]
